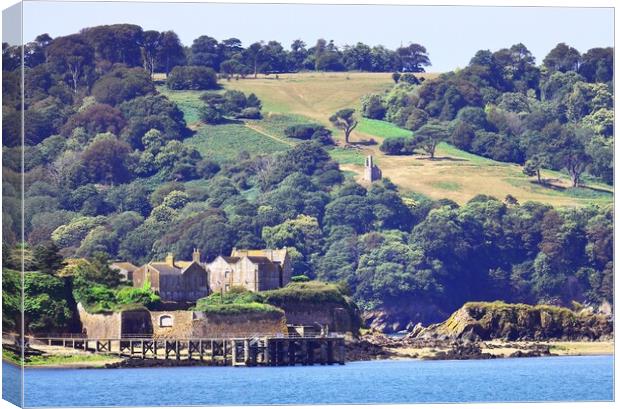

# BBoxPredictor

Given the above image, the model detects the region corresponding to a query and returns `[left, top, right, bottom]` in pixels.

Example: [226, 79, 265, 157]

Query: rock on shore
[412, 301, 613, 342]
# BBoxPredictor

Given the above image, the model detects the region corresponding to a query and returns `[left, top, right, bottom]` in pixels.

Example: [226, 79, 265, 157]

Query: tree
[396, 43, 431, 72]
[522, 154, 547, 184]
[550, 127, 592, 187]
[81, 134, 134, 185]
[190, 35, 220, 69]
[138, 30, 162, 78]
[244, 42, 265, 78]
[61, 103, 127, 138]
[156, 31, 186, 74]
[360, 94, 386, 119]
[543, 43, 581, 73]
[329, 108, 358, 144]
[578, 47, 613, 83]
[32, 241, 65, 275]
[379, 137, 415, 155]
[411, 121, 449, 159]
[46, 34, 94, 93]
[91, 66, 155, 106]
[166, 66, 218, 90]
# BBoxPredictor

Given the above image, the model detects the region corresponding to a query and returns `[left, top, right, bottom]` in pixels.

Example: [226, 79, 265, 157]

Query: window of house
[159, 315, 173, 327]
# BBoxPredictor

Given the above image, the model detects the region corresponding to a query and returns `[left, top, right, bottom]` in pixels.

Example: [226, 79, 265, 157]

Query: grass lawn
[157, 86, 204, 125]
[357, 118, 411, 139]
[184, 123, 289, 163]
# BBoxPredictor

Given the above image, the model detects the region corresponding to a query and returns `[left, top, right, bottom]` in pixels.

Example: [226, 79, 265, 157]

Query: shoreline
[5, 340, 613, 369]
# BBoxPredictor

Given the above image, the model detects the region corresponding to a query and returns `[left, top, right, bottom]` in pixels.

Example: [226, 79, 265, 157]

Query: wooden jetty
[29, 334, 347, 367]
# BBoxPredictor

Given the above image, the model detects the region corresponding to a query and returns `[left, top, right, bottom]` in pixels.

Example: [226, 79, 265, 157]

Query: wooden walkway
[31, 335, 346, 366]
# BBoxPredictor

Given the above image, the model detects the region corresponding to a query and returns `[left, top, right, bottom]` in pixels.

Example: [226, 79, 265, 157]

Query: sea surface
[3, 355, 614, 407]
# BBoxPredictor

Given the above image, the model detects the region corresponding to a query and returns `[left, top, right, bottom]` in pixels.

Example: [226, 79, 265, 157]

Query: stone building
[132, 250, 209, 302]
[110, 262, 138, 282]
[207, 248, 292, 293]
[364, 155, 382, 182]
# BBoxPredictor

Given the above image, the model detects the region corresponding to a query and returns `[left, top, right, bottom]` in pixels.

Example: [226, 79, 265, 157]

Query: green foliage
[193, 287, 282, 315]
[263, 281, 347, 305]
[380, 137, 415, 155]
[2, 269, 22, 331]
[116, 283, 161, 309]
[167, 66, 218, 90]
[291, 275, 311, 283]
[23, 272, 73, 333]
[199, 90, 262, 124]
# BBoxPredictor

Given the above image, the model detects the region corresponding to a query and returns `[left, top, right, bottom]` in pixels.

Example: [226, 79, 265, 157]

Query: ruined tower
[364, 155, 382, 182]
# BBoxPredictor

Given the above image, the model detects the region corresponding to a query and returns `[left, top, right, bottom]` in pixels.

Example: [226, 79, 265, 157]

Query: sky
[16, 1, 615, 72]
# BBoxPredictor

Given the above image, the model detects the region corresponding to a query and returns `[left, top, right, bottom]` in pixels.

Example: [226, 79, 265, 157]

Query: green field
[160, 73, 612, 207]
[184, 123, 289, 162]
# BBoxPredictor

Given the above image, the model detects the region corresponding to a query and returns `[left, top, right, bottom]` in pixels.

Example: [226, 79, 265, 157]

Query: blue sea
[3, 355, 614, 407]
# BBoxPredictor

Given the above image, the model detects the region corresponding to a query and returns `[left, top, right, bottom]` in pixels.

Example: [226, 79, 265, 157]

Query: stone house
[110, 262, 138, 282]
[132, 250, 209, 302]
[207, 248, 292, 293]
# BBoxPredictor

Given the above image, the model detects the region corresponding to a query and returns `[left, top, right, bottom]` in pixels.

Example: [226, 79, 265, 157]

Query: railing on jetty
[24, 334, 347, 367]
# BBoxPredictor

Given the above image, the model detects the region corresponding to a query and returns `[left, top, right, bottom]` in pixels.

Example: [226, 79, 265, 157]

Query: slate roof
[110, 262, 138, 272]
[150, 263, 184, 275]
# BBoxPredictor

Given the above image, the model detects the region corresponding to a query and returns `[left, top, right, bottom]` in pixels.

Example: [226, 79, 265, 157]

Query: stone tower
[364, 155, 382, 182]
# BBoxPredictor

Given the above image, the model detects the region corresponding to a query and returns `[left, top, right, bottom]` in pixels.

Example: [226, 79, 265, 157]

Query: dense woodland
[1, 24, 613, 332]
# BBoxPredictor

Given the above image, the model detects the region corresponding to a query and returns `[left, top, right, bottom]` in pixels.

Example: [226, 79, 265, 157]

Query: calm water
[4, 355, 614, 407]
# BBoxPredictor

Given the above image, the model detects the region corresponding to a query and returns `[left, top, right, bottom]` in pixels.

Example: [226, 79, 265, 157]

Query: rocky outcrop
[362, 301, 450, 333]
[413, 302, 613, 342]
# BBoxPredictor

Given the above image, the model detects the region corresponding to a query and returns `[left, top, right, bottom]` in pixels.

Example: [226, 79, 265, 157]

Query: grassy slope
[223, 73, 612, 207]
[160, 73, 612, 207]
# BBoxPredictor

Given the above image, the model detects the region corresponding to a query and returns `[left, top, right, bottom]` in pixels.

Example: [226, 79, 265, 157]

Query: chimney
[165, 252, 175, 266]
[192, 248, 201, 263]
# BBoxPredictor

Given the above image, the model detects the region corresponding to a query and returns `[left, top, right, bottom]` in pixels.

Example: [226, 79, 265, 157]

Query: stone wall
[79, 306, 287, 339]
[191, 311, 287, 338]
[279, 302, 356, 333]
[150, 311, 194, 338]
[77, 304, 121, 338]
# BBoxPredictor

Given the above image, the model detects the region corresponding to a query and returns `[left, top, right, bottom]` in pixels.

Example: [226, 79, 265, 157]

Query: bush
[263, 281, 347, 305]
[167, 66, 218, 90]
[284, 124, 334, 145]
[238, 107, 261, 119]
[199, 105, 224, 124]
[115, 284, 161, 310]
[361, 94, 386, 120]
[379, 137, 415, 155]
[400, 73, 420, 85]
[291, 274, 311, 282]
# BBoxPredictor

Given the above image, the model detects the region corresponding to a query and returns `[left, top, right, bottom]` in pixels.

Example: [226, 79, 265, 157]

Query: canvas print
[1, 1, 614, 407]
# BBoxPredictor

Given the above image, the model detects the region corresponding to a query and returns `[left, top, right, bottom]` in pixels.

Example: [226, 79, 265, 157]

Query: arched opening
[159, 315, 173, 328]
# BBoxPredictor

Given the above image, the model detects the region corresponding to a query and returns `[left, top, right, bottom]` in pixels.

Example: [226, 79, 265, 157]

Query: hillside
[161, 73, 612, 207]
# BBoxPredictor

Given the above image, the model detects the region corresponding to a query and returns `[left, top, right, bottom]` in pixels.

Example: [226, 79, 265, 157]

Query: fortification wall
[192, 311, 287, 338]
[79, 308, 288, 339]
[279, 302, 355, 333]
[151, 311, 194, 338]
[77, 304, 121, 338]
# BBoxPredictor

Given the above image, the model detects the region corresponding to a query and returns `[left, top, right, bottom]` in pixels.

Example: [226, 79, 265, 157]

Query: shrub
[238, 107, 261, 119]
[167, 66, 218, 90]
[284, 124, 334, 145]
[400, 72, 420, 85]
[199, 105, 223, 124]
[291, 274, 311, 282]
[115, 284, 161, 310]
[361, 94, 386, 120]
[379, 137, 415, 155]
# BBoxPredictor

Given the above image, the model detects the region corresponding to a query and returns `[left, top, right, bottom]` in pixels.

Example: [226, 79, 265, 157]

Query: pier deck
[25, 334, 346, 366]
